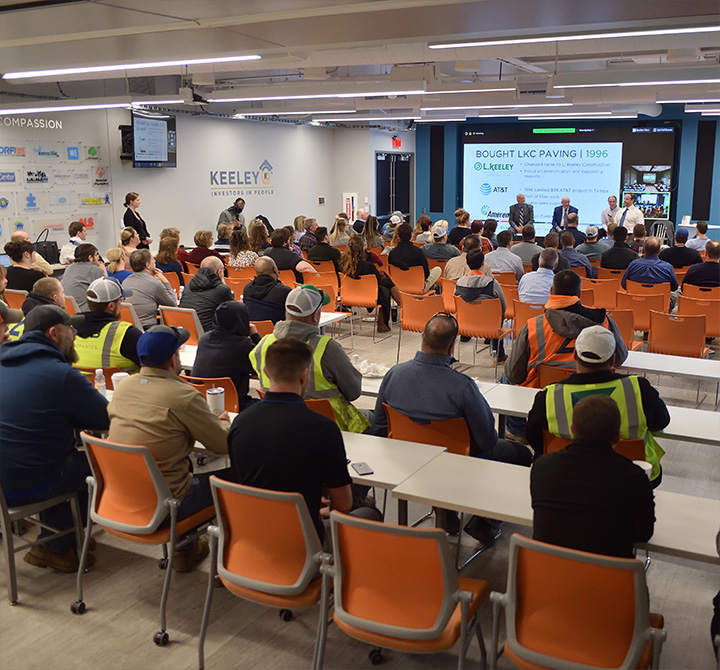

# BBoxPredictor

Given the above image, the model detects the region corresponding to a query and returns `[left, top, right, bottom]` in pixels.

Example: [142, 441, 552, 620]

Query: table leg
[497, 413, 506, 438]
[397, 500, 408, 526]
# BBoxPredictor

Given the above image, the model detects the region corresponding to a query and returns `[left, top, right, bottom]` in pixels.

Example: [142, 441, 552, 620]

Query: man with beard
[0, 305, 109, 573]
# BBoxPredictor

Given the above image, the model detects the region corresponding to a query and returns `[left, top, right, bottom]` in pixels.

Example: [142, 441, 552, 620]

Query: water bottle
[352, 354, 360, 369]
[94, 368, 106, 397]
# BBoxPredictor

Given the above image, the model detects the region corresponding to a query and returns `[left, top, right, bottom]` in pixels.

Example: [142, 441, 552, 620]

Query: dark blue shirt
[622, 256, 678, 291]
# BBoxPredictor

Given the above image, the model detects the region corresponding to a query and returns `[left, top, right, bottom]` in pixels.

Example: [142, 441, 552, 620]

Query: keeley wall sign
[209, 159, 274, 197]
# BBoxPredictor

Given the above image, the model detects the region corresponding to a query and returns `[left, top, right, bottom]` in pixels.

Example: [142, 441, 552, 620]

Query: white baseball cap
[575, 325, 615, 363]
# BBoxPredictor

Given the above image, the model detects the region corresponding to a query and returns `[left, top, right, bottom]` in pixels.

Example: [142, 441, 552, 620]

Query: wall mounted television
[132, 109, 177, 168]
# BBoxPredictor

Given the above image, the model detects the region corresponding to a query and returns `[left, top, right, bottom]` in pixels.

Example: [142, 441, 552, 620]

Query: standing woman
[123, 192, 152, 249]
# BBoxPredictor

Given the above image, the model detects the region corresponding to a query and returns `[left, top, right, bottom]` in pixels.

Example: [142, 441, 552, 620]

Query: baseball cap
[137, 325, 190, 365]
[285, 284, 330, 317]
[24, 304, 84, 333]
[0, 301, 23, 325]
[585, 225, 599, 237]
[432, 225, 448, 239]
[389, 214, 402, 225]
[86, 277, 132, 303]
[575, 325, 615, 364]
[675, 226, 689, 241]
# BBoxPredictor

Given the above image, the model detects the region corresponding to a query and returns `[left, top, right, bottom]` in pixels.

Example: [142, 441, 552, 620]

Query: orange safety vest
[523, 312, 610, 388]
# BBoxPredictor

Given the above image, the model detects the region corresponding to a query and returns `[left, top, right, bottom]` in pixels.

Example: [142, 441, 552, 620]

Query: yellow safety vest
[73, 320, 137, 371]
[251, 333, 370, 433]
[7, 319, 25, 341]
[545, 377, 664, 480]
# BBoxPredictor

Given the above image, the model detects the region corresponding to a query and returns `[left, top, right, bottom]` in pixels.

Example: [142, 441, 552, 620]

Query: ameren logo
[210, 159, 274, 191]
[2, 117, 62, 129]
[0, 146, 26, 156]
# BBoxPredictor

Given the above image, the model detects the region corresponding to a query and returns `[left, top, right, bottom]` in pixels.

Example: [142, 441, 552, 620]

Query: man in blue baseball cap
[108, 324, 232, 572]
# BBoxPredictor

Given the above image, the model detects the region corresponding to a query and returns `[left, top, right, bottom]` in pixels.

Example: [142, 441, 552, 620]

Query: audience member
[105, 247, 131, 283]
[229, 338, 382, 545]
[575, 225, 608, 260]
[251, 285, 370, 433]
[444, 234, 486, 282]
[389, 223, 441, 291]
[329, 215, 350, 247]
[600, 195, 620, 230]
[682, 239, 720, 288]
[4, 239, 46, 291]
[308, 226, 342, 272]
[108, 325, 232, 571]
[122, 249, 177, 329]
[564, 213, 586, 246]
[217, 197, 246, 230]
[518, 248, 557, 304]
[600, 225, 638, 269]
[485, 230, 524, 281]
[559, 231, 593, 278]
[530, 232, 570, 273]
[226, 227, 259, 268]
[192, 301, 261, 412]
[61, 243, 106, 311]
[74, 277, 141, 371]
[530, 394, 655, 558]
[422, 225, 461, 260]
[160, 227, 190, 269]
[59, 221, 87, 265]
[188, 230, 224, 266]
[154, 236, 185, 286]
[243, 257, 291, 323]
[0, 300, 22, 343]
[412, 214, 431, 240]
[448, 208, 472, 246]
[686, 221, 709, 252]
[659, 227, 703, 268]
[248, 219, 271, 254]
[614, 193, 644, 230]
[622, 237, 679, 309]
[10, 230, 52, 275]
[283, 225, 304, 257]
[527, 324, 669, 486]
[299, 217, 319, 253]
[0, 305, 108, 572]
[214, 222, 233, 253]
[262, 227, 316, 282]
[382, 214, 403, 244]
[414, 217, 433, 243]
[629, 223, 647, 257]
[179, 256, 233, 332]
[21, 276, 65, 314]
[119, 226, 141, 268]
[361, 215, 384, 249]
[352, 208, 369, 234]
[510, 225, 543, 265]
[482, 218, 499, 249]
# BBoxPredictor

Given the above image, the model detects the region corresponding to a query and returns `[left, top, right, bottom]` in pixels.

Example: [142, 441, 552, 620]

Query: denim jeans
[499, 372, 528, 438]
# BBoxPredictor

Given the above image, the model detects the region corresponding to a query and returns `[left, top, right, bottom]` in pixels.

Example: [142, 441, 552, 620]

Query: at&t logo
[480, 183, 492, 196]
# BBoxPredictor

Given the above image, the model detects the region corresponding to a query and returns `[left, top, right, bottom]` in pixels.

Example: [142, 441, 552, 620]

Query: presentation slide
[133, 116, 168, 162]
[463, 142, 622, 234]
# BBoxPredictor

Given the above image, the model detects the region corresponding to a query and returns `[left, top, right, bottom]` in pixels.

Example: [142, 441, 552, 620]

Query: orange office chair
[568, 265, 588, 278]
[501, 284, 519, 321]
[308, 260, 336, 274]
[316, 512, 490, 670]
[580, 287, 594, 306]
[255, 389, 336, 422]
[75, 366, 123, 390]
[198, 478, 325, 670]
[226, 265, 256, 279]
[64, 294, 81, 315]
[158, 305, 205, 346]
[440, 277, 457, 313]
[164, 271, 181, 299]
[493, 272, 517, 287]
[312, 284, 339, 313]
[522, 264, 532, 275]
[542, 429, 646, 461]
[615, 293, 665, 334]
[454, 297, 512, 375]
[179, 375, 239, 413]
[278, 269, 297, 287]
[340, 273, 387, 346]
[250, 320, 274, 337]
[678, 295, 720, 339]
[3, 289, 27, 310]
[72, 433, 216, 646]
[589, 258, 601, 268]
[119, 302, 144, 330]
[387, 264, 427, 295]
[180, 271, 194, 286]
[625, 280, 671, 312]
[426, 258, 447, 283]
[647, 310, 708, 358]
[395, 291, 444, 363]
[581, 277, 620, 310]
[607, 309, 642, 351]
[384, 403, 470, 457]
[226, 276, 252, 300]
[596, 267, 625, 280]
[303, 271, 339, 296]
[1, 482, 83, 605]
[490, 534, 666, 670]
[683, 284, 720, 300]
[512, 300, 544, 338]
[185, 262, 201, 276]
[536, 363, 574, 388]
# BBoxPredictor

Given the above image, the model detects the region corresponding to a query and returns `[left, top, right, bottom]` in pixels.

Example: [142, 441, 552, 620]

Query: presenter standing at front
[551, 197, 578, 233]
[508, 194, 534, 235]
[600, 196, 620, 231]
[614, 193, 644, 231]
[123, 192, 152, 250]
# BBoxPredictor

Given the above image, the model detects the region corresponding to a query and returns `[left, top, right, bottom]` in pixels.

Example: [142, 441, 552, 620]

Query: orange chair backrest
[648, 310, 705, 358]
[398, 292, 444, 334]
[384, 403, 470, 456]
[334, 517, 449, 630]
[186, 262, 201, 275]
[492, 272, 516, 287]
[3, 289, 26, 310]
[589, 258, 601, 268]
[579, 288, 594, 306]
[453, 296, 503, 340]
[537, 364, 573, 388]
[164, 270, 181, 297]
[616, 292, 665, 333]
[64, 295, 81, 315]
[513, 300, 544, 338]
[305, 398, 336, 422]
[387, 264, 426, 295]
[513, 538, 640, 667]
[308, 260, 335, 273]
[119, 302, 142, 330]
[340, 273, 377, 309]
[251, 320, 274, 337]
[226, 276, 252, 300]
[277, 269, 296, 287]
[426, 258, 447, 273]
[523, 264, 532, 275]
[85, 438, 160, 527]
[367, 246, 383, 257]
[625, 280, 670, 311]
[311, 284, 338, 312]
[596, 267, 625, 280]
[581, 278, 619, 310]
[502, 284, 519, 320]
[179, 375, 239, 412]
[678, 295, 720, 338]
[440, 277, 457, 313]
[159, 306, 202, 345]
[542, 429, 645, 460]
[226, 265, 256, 279]
[215, 485, 310, 586]
[607, 309, 635, 349]
[180, 272, 194, 286]
[683, 284, 720, 300]
[303, 271, 339, 295]
[568, 265, 586, 278]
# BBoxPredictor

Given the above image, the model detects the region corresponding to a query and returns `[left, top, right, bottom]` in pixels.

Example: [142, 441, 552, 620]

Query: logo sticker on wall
[0, 198, 9, 210]
[67, 147, 80, 160]
[25, 169, 49, 185]
[93, 166, 109, 187]
[0, 145, 26, 157]
[86, 145, 100, 160]
[12, 220, 26, 232]
[33, 145, 60, 159]
[209, 158, 275, 197]
[0, 172, 16, 183]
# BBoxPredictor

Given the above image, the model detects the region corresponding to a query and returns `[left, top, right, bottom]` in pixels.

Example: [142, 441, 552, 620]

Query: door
[375, 152, 413, 220]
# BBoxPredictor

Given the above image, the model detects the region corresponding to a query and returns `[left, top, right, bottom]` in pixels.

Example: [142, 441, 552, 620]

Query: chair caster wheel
[196, 455, 208, 467]
[153, 631, 169, 646]
[369, 648, 382, 665]
[71, 600, 86, 614]
[158, 558, 169, 570]
[279, 608, 293, 622]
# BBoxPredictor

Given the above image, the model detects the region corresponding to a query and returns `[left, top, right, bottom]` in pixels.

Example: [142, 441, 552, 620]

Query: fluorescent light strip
[425, 86, 515, 94]
[416, 118, 466, 122]
[421, 103, 572, 111]
[558, 78, 720, 89]
[315, 115, 420, 122]
[701, 111, 720, 116]
[515, 111, 613, 117]
[684, 106, 720, 113]
[0, 102, 131, 115]
[657, 98, 720, 104]
[429, 25, 720, 49]
[523, 115, 637, 120]
[238, 110, 357, 117]
[209, 90, 425, 102]
[132, 99, 185, 106]
[3, 55, 262, 80]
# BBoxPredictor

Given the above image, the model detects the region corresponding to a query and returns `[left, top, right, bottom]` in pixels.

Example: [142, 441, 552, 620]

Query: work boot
[24, 544, 96, 573]
[463, 516, 502, 550]
[172, 536, 209, 572]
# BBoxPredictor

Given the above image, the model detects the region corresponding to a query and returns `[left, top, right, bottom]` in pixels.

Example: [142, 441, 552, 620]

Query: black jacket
[21, 291, 56, 315]
[178, 268, 234, 332]
[388, 241, 430, 279]
[601, 242, 638, 269]
[242, 275, 291, 323]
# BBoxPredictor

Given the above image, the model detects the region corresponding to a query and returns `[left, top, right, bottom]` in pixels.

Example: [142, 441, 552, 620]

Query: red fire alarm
[391, 136, 402, 148]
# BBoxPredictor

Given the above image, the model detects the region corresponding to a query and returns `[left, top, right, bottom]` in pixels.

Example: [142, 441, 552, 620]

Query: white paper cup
[632, 460, 652, 479]
[110, 372, 130, 389]
[206, 387, 225, 415]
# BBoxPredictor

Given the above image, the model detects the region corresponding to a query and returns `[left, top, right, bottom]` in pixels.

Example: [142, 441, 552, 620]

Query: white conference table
[617, 350, 720, 386]
[361, 376, 498, 398]
[391, 451, 720, 565]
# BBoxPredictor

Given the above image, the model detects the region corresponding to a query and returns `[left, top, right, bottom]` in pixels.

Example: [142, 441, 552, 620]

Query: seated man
[243, 256, 292, 323]
[622, 236, 678, 309]
[59, 220, 87, 265]
[444, 234, 494, 282]
[600, 225, 638, 269]
[10, 230, 52, 275]
[510, 224, 543, 265]
[108, 325, 232, 571]
[686, 220, 709, 253]
[307, 226, 342, 273]
[229, 338, 381, 547]
[21, 276, 65, 314]
[551, 197, 577, 233]
[575, 225, 609, 260]
[389, 222, 441, 290]
[563, 212, 586, 247]
[298, 217, 319, 253]
[373, 313, 532, 544]
[530, 232, 570, 273]
[61, 243, 106, 311]
[122, 249, 177, 329]
[530, 394, 655, 558]
[262, 227, 316, 282]
[519, 248, 558, 304]
[527, 323, 668, 484]
[682, 239, 720, 288]
[251, 285, 369, 433]
[0, 300, 22, 343]
[659, 227, 703, 268]
[179, 256, 234, 332]
[421, 225, 461, 260]
[74, 277, 141, 371]
[485, 230, 524, 282]
[559, 231, 594, 278]
[0, 305, 109, 572]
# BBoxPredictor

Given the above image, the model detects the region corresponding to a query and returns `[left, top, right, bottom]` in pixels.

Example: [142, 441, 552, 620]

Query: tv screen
[132, 110, 177, 168]
[461, 122, 678, 232]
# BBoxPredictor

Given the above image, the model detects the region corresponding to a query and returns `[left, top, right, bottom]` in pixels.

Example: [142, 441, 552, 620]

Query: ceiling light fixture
[314, 114, 421, 122]
[0, 101, 131, 115]
[552, 66, 720, 89]
[684, 104, 720, 113]
[0, 95, 187, 115]
[237, 110, 357, 117]
[3, 55, 262, 80]
[429, 25, 720, 49]
[420, 103, 572, 111]
[657, 97, 720, 104]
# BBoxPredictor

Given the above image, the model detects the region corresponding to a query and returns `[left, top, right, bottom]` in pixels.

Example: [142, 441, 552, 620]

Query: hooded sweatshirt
[0, 331, 109, 499]
[21, 291, 57, 315]
[192, 301, 261, 402]
[178, 267, 234, 332]
[242, 274, 291, 323]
